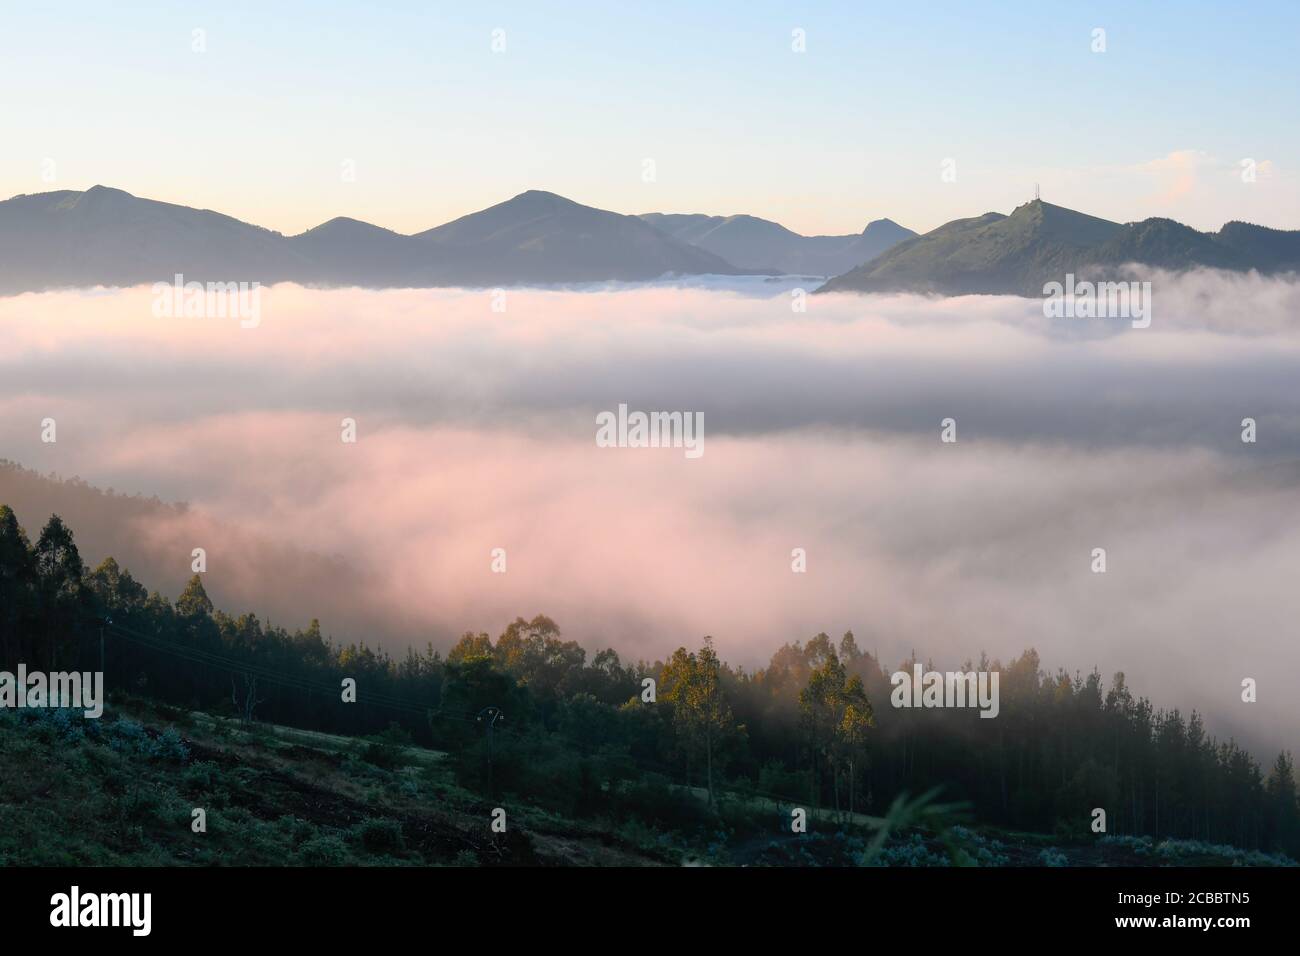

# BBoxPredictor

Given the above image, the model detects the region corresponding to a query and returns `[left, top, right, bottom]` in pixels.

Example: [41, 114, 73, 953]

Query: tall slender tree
[662, 636, 734, 806]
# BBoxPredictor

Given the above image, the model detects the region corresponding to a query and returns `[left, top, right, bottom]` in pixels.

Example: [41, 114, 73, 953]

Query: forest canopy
[1, 503, 1296, 858]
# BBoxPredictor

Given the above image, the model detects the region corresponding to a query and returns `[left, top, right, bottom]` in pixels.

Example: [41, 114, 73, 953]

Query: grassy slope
[2, 700, 1292, 867]
[0, 699, 667, 867]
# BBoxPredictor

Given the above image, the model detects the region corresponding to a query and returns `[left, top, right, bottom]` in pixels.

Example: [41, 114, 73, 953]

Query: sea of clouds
[2, 271, 1298, 754]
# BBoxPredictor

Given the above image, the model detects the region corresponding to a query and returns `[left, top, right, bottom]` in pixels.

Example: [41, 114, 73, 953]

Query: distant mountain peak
[502, 189, 584, 213]
[83, 184, 132, 197]
[320, 215, 368, 227]
[860, 218, 915, 239]
[295, 216, 402, 239]
[638, 210, 916, 275]
[75, 184, 136, 207]
[1000, 199, 1123, 246]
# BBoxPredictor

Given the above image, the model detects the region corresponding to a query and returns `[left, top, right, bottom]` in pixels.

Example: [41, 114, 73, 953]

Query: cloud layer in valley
[3, 272, 1298, 754]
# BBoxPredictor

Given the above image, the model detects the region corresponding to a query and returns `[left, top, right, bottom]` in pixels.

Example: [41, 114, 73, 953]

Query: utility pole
[477, 706, 505, 796]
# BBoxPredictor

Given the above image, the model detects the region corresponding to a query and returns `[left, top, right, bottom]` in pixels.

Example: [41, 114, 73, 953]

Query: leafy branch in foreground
[860, 787, 971, 866]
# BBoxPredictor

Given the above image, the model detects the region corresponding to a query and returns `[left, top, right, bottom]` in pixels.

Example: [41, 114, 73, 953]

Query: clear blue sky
[2, 0, 1295, 235]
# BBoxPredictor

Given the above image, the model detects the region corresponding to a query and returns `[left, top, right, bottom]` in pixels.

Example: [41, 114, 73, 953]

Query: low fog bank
[5, 270, 1300, 457]
[3, 273, 1297, 755]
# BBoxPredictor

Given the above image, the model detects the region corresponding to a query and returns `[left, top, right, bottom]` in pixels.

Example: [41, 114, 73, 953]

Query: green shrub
[359, 724, 413, 770]
[276, 815, 315, 846]
[610, 774, 713, 832]
[1038, 847, 1069, 866]
[353, 816, 404, 854]
[181, 761, 217, 790]
[120, 785, 164, 823]
[298, 834, 349, 866]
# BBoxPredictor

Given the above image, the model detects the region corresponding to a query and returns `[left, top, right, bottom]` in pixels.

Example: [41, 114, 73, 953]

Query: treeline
[1, 504, 1297, 855]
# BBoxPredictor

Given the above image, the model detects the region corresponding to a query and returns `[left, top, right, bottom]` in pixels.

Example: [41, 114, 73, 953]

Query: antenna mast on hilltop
[1035, 183, 1040, 201]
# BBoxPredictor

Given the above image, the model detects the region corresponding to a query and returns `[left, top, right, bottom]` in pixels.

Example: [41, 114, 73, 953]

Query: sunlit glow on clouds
[3, 274, 1300, 752]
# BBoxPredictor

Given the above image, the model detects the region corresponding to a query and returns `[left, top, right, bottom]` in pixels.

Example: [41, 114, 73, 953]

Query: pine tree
[176, 574, 215, 618]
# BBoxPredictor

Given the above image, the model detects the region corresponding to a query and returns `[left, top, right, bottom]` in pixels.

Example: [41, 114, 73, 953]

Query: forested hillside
[2, 503, 1296, 863]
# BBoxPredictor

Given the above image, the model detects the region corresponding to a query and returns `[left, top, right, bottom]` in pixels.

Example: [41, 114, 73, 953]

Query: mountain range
[0, 186, 909, 295]
[0, 186, 750, 294]
[2, 186, 1297, 297]
[819, 199, 1300, 296]
[639, 212, 916, 276]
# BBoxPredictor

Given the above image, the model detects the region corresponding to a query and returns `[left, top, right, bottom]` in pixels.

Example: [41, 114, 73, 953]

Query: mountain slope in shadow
[0, 459, 406, 648]
[0, 185, 315, 294]
[415, 190, 744, 284]
[641, 211, 916, 276]
[0, 186, 748, 294]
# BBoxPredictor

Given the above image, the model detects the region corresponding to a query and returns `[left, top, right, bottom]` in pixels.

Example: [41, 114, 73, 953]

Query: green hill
[819, 200, 1300, 296]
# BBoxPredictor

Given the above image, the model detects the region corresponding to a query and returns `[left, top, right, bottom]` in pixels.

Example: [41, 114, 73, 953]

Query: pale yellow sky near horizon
[7, 150, 1294, 241]
[3, 4, 1296, 238]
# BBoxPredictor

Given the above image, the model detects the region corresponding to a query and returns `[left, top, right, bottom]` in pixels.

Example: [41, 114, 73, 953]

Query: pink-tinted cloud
[3, 278, 1299, 754]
